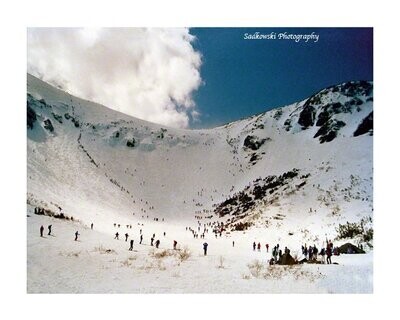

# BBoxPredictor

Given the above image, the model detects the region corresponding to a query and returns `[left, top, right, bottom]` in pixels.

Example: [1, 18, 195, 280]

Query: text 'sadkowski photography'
[244, 31, 320, 42]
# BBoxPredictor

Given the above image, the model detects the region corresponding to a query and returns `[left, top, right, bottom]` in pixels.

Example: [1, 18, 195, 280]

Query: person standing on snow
[266, 243, 269, 252]
[308, 245, 313, 260]
[253, 242, 256, 251]
[313, 245, 318, 260]
[125, 233, 129, 241]
[40, 225, 44, 237]
[326, 245, 332, 264]
[257, 243, 261, 251]
[273, 246, 278, 262]
[129, 239, 134, 251]
[155, 239, 160, 248]
[48, 225, 52, 236]
[75, 231, 79, 241]
[173, 240, 177, 250]
[91, 223, 93, 230]
[140, 234, 143, 244]
[115, 232, 119, 240]
[203, 242, 208, 256]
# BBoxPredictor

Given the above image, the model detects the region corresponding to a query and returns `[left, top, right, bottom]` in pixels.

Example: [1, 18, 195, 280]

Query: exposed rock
[233, 221, 252, 231]
[249, 153, 260, 163]
[27, 105, 37, 129]
[214, 168, 301, 219]
[354, 111, 373, 137]
[273, 108, 283, 120]
[43, 119, 54, 132]
[298, 104, 316, 129]
[256, 124, 264, 130]
[52, 112, 63, 124]
[314, 119, 346, 143]
[126, 138, 136, 148]
[243, 135, 267, 151]
[316, 110, 330, 127]
[284, 118, 292, 131]
[71, 118, 80, 128]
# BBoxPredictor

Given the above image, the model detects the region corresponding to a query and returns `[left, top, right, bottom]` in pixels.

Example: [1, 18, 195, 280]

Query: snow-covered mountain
[27, 73, 373, 242]
[27, 74, 373, 293]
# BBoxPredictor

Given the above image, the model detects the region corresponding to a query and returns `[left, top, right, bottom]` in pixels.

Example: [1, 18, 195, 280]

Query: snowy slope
[27, 74, 373, 293]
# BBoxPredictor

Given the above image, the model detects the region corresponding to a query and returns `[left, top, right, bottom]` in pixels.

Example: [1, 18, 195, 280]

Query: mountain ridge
[27, 73, 373, 245]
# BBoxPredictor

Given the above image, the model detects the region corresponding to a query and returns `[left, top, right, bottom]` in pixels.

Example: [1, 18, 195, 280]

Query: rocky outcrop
[314, 119, 346, 143]
[354, 111, 373, 136]
[243, 135, 267, 151]
[27, 105, 37, 129]
[126, 138, 136, 148]
[43, 119, 54, 132]
[298, 104, 316, 129]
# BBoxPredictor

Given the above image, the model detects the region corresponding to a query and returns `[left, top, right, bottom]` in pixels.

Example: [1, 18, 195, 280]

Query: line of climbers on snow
[185, 220, 226, 239]
[37, 210, 358, 266]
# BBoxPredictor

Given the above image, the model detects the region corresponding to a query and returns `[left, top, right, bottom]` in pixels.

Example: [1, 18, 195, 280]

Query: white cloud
[27, 28, 202, 128]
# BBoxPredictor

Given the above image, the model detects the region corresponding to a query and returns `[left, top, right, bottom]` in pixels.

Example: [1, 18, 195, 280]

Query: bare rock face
[298, 104, 316, 129]
[314, 119, 346, 143]
[43, 119, 54, 132]
[243, 135, 267, 150]
[354, 111, 373, 137]
[27, 105, 37, 129]
[126, 138, 136, 148]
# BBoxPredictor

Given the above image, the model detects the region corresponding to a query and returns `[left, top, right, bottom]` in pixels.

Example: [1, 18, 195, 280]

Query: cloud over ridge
[28, 28, 202, 128]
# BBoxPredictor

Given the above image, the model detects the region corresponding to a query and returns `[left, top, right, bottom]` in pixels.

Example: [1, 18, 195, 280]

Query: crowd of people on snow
[247, 239, 339, 265]
[298, 239, 338, 264]
[38, 208, 344, 266]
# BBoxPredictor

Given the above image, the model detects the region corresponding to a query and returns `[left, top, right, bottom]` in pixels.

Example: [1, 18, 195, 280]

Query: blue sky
[189, 28, 373, 128]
